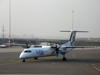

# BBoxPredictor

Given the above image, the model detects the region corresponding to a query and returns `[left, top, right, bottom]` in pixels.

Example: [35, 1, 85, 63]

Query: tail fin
[60, 30, 88, 46]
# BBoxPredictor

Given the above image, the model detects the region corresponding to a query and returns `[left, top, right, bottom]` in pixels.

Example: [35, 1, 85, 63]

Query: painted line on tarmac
[0, 59, 21, 66]
[91, 64, 100, 72]
[52, 62, 56, 64]
[93, 66, 100, 72]
[0, 62, 21, 66]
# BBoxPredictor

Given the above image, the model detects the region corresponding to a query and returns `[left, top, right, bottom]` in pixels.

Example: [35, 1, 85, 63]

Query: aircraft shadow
[67, 58, 100, 63]
[26, 58, 100, 63]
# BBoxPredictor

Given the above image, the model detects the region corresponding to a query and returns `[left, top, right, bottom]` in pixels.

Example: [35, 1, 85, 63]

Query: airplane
[19, 30, 96, 62]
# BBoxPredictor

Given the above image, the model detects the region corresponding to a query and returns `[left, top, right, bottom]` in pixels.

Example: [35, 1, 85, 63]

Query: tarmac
[0, 46, 100, 75]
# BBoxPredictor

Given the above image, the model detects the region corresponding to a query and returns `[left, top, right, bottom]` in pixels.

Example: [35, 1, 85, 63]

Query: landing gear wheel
[34, 57, 38, 60]
[62, 57, 66, 61]
[62, 54, 67, 61]
[22, 59, 25, 62]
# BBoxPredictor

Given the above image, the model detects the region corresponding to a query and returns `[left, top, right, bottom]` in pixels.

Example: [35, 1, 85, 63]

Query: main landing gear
[34, 57, 38, 60]
[62, 54, 67, 61]
[22, 58, 38, 62]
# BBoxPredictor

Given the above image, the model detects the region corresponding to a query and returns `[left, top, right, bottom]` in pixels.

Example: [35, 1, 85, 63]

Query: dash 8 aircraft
[19, 30, 95, 62]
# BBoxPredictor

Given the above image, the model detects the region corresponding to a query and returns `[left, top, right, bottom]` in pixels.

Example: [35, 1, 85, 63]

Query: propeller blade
[55, 44, 59, 56]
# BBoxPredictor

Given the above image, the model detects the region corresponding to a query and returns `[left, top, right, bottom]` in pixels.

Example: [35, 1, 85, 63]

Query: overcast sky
[0, 0, 100, 39]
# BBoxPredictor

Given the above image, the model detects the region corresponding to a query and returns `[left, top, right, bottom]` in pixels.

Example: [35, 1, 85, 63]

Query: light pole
[2, 25, 4, 44]
[9, 0, 11, 46]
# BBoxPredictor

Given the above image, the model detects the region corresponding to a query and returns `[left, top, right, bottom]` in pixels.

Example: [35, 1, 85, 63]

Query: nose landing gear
[22, 59, 25, 62]
[34, 57, 38, 60]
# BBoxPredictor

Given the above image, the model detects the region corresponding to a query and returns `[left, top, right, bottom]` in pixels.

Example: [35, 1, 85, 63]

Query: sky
[0, 0, 100, 39]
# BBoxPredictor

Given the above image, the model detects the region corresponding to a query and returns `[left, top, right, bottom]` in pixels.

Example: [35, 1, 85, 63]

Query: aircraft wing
[51, 46, 56, 48]
[12, 44, 42, 46]
[62, 46, 97, 48]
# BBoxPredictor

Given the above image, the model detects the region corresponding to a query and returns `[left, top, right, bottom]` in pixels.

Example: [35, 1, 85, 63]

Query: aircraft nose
[19, 53, 25, 59]
[19, 55, 23, 59]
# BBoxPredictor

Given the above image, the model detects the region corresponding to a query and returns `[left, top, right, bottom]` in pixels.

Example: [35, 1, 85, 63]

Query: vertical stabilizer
[69, 30, 76, 46]
[60, 30, 88, 46]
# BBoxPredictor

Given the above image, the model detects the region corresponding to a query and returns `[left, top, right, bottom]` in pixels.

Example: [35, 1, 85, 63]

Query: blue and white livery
[19, 30, 95, 62]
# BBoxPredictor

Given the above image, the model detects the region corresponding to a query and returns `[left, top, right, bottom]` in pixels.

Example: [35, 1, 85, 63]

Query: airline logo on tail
[69, 31, 76, 46]
[60, 30, 88, 46]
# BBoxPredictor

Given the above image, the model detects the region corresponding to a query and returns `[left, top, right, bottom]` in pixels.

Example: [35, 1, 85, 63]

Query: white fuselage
[19, 30, 89, 61]
[20, 46, 56, 59]
[19, 42, 74, 59]
[59, 41, 73, 53]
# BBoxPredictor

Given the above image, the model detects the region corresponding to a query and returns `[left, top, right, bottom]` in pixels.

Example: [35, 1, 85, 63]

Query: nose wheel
[22, 59, 25, 62]
[34, 57, 38, 60]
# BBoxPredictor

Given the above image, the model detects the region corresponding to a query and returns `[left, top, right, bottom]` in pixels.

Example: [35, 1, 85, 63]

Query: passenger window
[24, 50, 31, 53]
[29, 50, 31, 52]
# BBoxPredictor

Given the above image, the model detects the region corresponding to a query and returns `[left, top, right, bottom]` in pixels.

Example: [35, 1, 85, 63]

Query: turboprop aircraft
[19, 30, 96, 62]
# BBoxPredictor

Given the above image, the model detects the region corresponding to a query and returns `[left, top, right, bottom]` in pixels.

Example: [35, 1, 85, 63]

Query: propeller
[55, 43, 60, 56]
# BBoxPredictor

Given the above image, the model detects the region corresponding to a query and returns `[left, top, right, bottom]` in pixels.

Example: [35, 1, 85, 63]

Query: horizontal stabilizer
[60, 31, 71, 32]
[60, 30, 88, 32]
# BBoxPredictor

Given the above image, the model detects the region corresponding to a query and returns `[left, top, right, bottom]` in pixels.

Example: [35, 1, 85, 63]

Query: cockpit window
[24, 50, 31, 53]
